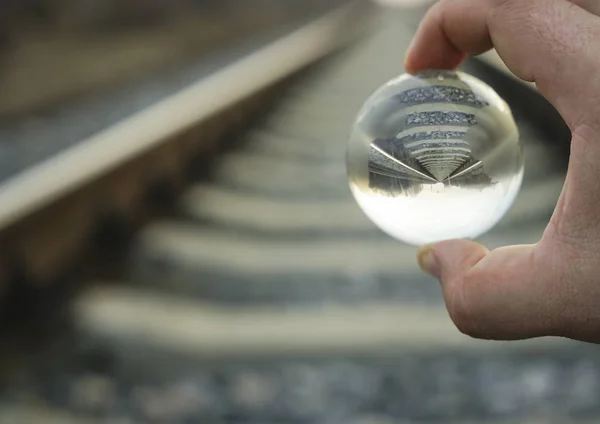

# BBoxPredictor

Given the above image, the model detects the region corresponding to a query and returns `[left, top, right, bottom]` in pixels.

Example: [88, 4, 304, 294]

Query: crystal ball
[347, 70, 524, 246]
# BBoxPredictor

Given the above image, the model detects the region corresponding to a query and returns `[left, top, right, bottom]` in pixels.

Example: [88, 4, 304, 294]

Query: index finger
[404, 0, 600, 130]
[404, 0, 493, 74]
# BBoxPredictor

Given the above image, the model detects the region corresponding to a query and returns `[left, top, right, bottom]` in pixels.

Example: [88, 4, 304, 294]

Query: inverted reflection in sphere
[347, 70, 523, 246]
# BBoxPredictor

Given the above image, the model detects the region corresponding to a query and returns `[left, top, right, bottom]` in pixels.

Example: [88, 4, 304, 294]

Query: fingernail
[417, 244, 440, 278]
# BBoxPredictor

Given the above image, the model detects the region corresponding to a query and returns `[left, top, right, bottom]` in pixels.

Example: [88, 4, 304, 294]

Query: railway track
[0, 0, 365, 289]
[0, 1, 596, 423]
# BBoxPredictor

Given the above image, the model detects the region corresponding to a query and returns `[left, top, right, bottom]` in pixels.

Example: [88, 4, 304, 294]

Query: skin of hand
[406, 0, 600, 343]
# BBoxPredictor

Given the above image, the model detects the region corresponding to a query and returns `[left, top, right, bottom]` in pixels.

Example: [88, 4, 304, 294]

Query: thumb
[417, 240, 565, 340]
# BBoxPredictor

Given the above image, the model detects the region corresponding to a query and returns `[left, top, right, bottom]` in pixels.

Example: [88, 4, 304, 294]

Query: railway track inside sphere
[0, 2, 594, 424]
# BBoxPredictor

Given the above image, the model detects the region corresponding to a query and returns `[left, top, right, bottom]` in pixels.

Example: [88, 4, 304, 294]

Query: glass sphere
[347, 70, 524, 246]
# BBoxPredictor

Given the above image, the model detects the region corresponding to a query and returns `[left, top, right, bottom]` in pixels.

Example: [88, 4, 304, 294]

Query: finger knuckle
[487, 0, 535, 36]
[488, 0, 524, 20]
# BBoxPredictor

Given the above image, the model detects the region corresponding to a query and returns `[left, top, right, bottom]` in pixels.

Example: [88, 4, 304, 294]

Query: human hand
[406, 0, 600, 343]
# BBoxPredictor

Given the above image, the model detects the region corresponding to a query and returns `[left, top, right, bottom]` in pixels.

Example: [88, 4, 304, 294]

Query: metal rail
[0, 0, 373, 285]
[0, 2, 369, 229]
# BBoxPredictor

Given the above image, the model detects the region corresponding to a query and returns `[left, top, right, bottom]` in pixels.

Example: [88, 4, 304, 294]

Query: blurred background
[0, 0, 593, 423]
